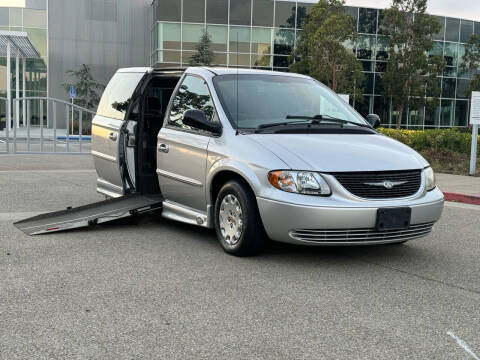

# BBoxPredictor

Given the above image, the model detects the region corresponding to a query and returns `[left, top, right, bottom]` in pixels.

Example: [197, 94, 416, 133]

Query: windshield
[212, 74, 368, 130]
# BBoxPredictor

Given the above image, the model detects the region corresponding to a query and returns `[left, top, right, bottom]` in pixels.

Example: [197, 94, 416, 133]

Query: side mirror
[183, 109, 221, 135]
[366, 114, 381, 129]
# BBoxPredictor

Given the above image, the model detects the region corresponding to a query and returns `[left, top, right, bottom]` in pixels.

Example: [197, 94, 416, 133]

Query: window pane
[456, 79, 469, 99]
[424, 100, 440, 127]
[157, 22, 181, 50]
[455, 100, 468, 126]
[476, 22, 480, 36]
[229, 26, 251, 53]
[182, 24, 205, 50]
[274, 28, 294, 55]
[251, 53, 272, 68]
[212, 52, 227, 65]
[273, 55, 289, 67]
[228, 53, 250, 66]
[376, 35, 389, 60]
[155, 0, 180, 22]
[296, 2, 315, 29]
[374, 74, 384, 94]
[275, 0, 296, 28]
[432, 16, 445, 41]
[359, 8, 377, 34]
[445, 18, 460, 42]
[345, 7, 358, 32]
[0, 8, 9, 26]
[361, 60, 374, 72]
[440, 99, 454, 126]
[252, 27, 272, 54]
[183, 0, 205, 23]
[206, 0, 228, 24]
[357, 34, 375, 60]
[442, 77, 456, 98]
[230, 0, 251, 26]
[460, 20, 473, 43]
[252, 0, 274, 27]
[25, 28, 47, 57]
[23, 8, 46, 27]
[207, 25, 228, 52]
[444, 42, 458, 66]
[97, 72, 145, 120]
[373, 96, 389, 125]
[9, 7, 22, 26]
[158, 50, 181, 63]
[169, 75, 215, 130]
[364, 72, 374, 94]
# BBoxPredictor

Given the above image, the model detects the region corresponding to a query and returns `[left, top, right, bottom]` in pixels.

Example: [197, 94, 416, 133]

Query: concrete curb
[443, 192, 480, 206]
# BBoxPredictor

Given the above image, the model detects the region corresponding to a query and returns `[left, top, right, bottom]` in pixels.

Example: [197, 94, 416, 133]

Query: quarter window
[168, 75, 215, 131]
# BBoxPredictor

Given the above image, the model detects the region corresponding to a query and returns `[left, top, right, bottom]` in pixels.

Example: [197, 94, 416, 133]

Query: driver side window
[168, 75, 216, 131]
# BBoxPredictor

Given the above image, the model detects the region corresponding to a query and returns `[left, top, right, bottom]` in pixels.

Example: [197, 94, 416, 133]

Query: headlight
[268, 170, 331, 196]
[424, 167, 436, 191]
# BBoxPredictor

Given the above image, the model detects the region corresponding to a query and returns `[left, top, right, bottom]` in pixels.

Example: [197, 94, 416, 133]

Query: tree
[460, 34, 480, 98]
[62, 64, 105, 111]
[290, 0, 364, 99]
[382, 0, 444, 129]
[189, 30, 214, 66]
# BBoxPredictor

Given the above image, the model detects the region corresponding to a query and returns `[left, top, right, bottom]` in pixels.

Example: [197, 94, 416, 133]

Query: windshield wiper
[286, 114, 372, 128]
[257, 119, 313, 130]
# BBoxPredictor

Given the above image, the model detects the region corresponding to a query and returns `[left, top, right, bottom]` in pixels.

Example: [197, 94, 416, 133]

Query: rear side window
[168, 75, 215, 131]
[97, 72, 145, 120]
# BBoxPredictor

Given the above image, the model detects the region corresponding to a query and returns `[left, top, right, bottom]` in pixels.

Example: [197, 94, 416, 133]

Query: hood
[248, 133, 428, 172]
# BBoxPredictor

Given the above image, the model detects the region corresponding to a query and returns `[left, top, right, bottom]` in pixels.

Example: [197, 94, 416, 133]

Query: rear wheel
[214, 180, 265, 256]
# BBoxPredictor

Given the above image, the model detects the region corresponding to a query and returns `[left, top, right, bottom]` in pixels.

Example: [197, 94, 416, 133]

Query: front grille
[289, 222, 434, 243]
[332, 170, 422, 199]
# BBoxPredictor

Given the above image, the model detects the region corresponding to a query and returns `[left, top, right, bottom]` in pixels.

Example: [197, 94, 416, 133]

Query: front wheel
[214, 180, 265, 256]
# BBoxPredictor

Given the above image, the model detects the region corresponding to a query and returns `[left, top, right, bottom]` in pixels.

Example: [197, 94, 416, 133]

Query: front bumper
[257, 187, 444, 245]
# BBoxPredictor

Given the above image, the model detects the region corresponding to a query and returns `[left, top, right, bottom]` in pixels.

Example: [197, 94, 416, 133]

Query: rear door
[156, 74, 218, 212]
[92, 70, 147, 197]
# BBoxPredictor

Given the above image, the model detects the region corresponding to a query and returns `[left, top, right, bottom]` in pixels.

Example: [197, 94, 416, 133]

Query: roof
[0, 31, 41, 58]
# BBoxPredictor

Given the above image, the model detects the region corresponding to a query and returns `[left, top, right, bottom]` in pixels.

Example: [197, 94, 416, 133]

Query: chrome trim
[161, 200, 208, 227]
[92, 150, 117, 163]
[156, 168, 202, 187]
[289, 222, 435, 244]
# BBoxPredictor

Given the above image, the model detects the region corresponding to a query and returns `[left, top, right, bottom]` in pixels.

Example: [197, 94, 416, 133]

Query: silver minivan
[91, 67, 444, 256]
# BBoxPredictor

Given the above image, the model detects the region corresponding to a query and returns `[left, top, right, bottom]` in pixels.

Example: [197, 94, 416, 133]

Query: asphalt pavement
[1, 155, 479, 359]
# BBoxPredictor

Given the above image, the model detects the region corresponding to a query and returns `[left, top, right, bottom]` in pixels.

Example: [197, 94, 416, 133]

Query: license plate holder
[376, 207, 411, 231]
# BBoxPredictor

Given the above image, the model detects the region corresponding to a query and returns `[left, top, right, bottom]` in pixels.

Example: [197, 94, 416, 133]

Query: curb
[443, 192, 480, 206]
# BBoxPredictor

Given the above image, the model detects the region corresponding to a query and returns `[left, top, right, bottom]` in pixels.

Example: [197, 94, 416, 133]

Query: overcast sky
[344, 0, 480, 21]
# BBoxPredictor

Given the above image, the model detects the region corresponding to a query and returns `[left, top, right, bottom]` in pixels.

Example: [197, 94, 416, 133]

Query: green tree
[382, 0, 444, 129]
[189, 30, 214, 66]
[290, 0, 364, 99]
[460, 34, 480, 98]
[62, 64, 105, 111]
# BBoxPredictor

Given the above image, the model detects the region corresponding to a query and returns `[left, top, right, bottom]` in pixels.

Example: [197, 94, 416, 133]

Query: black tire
[214, 180, 266, 256]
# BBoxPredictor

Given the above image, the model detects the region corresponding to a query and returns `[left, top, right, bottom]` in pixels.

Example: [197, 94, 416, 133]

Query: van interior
[133, 72, 183, 195]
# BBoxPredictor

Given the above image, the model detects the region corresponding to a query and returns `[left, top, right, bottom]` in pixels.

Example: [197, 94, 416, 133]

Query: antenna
[236, 32, 239, 135]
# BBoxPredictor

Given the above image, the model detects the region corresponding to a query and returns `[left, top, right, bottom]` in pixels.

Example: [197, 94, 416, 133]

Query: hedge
[378, 128, 480, 155]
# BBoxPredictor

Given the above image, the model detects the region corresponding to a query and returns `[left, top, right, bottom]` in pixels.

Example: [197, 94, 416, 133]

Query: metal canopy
[0, 30, 41, 58]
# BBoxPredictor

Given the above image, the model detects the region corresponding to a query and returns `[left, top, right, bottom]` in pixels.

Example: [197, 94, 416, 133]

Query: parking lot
[1, 154, 479, 359]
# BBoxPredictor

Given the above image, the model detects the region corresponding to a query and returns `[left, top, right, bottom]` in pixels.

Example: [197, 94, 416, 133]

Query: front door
[156, 74, 218, 212]
[92, 71, 146, 197]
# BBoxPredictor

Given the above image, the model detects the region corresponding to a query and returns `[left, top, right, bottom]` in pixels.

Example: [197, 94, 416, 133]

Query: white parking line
[447, 331, 480, 360]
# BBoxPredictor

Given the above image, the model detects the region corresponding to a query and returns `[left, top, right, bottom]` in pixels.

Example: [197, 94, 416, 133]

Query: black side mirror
[366, 114, 381, 129]
[183, 109, 221, 135]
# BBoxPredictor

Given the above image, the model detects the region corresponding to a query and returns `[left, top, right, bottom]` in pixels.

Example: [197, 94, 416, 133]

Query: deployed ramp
[14, 193, 163, 235]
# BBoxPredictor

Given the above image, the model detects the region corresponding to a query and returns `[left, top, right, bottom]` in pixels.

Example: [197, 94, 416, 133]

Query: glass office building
[151, 0, 480, 128]
[0, 1, 47, 98]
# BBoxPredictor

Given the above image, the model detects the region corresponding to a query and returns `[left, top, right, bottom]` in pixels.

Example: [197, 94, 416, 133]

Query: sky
[344, 0, 480, 22]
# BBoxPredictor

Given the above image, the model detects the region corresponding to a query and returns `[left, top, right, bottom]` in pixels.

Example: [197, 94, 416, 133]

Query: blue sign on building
[69, 86, 77, 100]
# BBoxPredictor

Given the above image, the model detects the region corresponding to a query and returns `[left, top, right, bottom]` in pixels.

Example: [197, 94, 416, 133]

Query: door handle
[158, 143, 169, 153]
[109, 132, 118, 141]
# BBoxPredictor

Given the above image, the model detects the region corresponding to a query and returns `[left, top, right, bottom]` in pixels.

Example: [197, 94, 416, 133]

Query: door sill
[161, 200, 211, 228]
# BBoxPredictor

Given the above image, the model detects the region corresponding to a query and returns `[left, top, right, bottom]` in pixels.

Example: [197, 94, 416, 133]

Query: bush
[378, 128, 479, 155]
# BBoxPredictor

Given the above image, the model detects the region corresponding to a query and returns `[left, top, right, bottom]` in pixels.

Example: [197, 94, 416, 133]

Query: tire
[214, 180, 265, 256]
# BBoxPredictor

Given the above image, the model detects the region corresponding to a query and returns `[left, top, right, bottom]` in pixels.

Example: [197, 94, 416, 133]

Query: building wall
[48, 0, 151, 105]
[151, 0, 480, 128]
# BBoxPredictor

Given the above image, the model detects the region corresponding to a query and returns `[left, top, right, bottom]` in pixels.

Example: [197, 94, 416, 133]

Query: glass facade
[151, 0, 478, 128]
[0, 2, 47, 127]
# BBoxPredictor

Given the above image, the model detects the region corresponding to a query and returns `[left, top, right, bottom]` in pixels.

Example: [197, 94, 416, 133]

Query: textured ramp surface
[14, 194, 163, 235]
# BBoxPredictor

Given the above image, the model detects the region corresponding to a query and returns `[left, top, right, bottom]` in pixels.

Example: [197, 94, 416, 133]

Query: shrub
[378, 128, 479, 155]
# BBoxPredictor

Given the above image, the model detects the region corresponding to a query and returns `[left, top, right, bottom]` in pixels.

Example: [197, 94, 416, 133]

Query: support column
[15, 49, 19, 128]
[22, 57, 26, 127]
[6, 41, 11, 133]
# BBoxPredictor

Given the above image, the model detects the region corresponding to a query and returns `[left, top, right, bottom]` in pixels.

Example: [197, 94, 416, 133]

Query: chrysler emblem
[364, 180, 407, 189]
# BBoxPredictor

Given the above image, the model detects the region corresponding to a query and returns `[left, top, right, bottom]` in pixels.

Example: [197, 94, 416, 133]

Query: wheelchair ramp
[14, 193, 163, 235]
